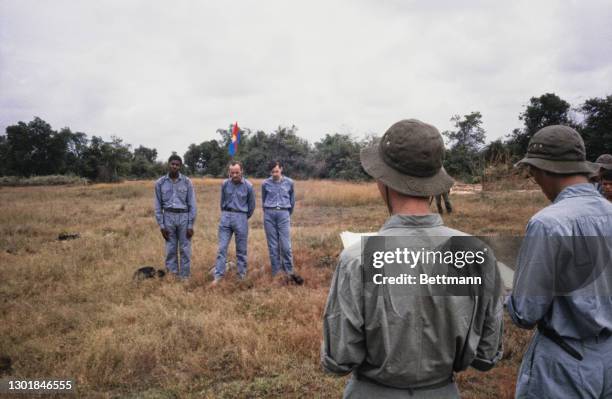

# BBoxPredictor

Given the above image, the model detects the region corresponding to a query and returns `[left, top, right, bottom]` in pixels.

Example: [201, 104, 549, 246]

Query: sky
[1, 0, 611, 161]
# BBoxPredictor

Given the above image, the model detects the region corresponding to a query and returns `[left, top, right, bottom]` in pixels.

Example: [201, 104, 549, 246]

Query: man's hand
[160, 228, 169, 241]
[186, 228, 194, 239]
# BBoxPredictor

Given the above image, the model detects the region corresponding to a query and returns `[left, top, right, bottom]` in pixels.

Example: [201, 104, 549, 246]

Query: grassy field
[0, 179, 549, 398]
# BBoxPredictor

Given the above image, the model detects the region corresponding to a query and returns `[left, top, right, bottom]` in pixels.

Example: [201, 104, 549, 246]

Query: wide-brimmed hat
[589, 153, 612, 178]
[515, 125, 599, 174]
[596, 154, 612, 170]
[360, 119, 454, 197]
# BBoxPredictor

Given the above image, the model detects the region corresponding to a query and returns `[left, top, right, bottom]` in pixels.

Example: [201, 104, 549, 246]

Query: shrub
[0, 175, 89, 187]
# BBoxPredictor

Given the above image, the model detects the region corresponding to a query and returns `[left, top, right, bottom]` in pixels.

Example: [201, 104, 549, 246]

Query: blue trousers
[214, 211, 248, 279]
[163, 212, 191, 278]
[263, 209, 294, 275]
[516, 330, 612, 398]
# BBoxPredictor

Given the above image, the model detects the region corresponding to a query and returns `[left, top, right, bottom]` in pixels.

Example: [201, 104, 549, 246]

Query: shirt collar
[380, 214, 444, 232]
[165, 172, 183, 181]
[553, 183, 601, 203]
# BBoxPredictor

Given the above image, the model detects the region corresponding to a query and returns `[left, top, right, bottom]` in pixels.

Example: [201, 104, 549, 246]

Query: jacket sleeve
[321, 254, 365, 375]
[471, 293, 504, 371]
[247, 184, 256, 219]
[187, 179, 197, 229]
[154, 180, 165, 229]
[507, 220, 555, 329]
[261, 181, 267, 208]
[289, 180, 295, 215]
[465, 245, 504, 371]
[220, 180, 226, 212]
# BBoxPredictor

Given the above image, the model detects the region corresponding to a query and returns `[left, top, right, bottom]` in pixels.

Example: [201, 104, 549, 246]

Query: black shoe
[290, 273, 304, 285]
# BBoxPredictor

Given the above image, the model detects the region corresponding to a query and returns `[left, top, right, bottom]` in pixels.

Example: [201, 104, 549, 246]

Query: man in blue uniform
[601, 168, 612, 202]
[154, 155, 197, 279]
[508, 125, 612, 398]
[212, 161, 255, 284]
[262, 160, 300, 282]
[593, 153, 612, 197]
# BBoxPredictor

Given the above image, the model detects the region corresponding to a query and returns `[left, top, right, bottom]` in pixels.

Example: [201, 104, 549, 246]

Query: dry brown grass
[0, 179, 549, 398]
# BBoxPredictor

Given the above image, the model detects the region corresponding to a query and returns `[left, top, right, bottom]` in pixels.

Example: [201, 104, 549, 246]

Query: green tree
[506, 93, 572, 156]
[3, 117, 67, 176]
[239, 130, 270, 177]
[80, 136, 132, 182]
[241, 126, 313, 178]
[313, 133, 368, 180]
[134, 145, 157, 163]
[1, 118, 94, 177]
[442, 112, 487, 180]
[130, 145, 161, 178]
[578, 95, 612, 160]
[443, 112, 486, 150]
[183, 140, 229, 176]
[56, 127, 88, 175]
[483, 139, 511, 164]
[0, 135, 9, 176]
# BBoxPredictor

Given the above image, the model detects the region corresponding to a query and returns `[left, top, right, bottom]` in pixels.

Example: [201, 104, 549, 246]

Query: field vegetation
[0, 175, 89, 187]
[0, 179, 549, 398]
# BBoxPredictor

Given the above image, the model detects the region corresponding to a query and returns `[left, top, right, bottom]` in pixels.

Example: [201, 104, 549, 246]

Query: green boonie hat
[596, 154, 612, 170]
[515, 125, 599, 175]
[360, 119, 454, 197]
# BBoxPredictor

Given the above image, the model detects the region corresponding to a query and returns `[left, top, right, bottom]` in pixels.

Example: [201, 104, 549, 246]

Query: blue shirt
[507, 183, 612, 339]
[220, 178, 255, 218]
[154, 173, 197, 229]
[261, 176, 295, 213]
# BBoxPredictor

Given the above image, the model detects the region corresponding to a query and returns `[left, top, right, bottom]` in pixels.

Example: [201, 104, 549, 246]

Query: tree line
[0, 118, 163, 182]
[437, 92, 611, 181]
[1, 92, 610, 182]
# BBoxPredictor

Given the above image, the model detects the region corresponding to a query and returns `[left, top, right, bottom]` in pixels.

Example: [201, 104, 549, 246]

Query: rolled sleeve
[472, 294, 504, 371]
[507, 295, 552, 329]
[468, 250, 504, 371]
[321, 256, 365, 375]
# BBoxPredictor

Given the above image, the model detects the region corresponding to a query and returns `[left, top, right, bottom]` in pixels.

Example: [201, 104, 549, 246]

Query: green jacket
[321, 214, 504, 390]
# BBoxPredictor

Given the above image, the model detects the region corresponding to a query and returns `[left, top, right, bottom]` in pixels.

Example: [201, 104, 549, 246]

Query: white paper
[340, 231, 377, 249]
[496, 261, 514, 290]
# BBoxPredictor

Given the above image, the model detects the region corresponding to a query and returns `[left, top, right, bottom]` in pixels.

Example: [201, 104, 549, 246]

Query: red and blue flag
[228, 122, 240, 156]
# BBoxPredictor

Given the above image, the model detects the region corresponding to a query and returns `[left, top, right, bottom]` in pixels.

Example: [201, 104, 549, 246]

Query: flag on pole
[228, 122, 240, 157]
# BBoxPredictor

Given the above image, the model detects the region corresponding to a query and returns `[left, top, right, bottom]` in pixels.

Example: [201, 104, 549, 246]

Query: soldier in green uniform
[321, 119, 504, 398]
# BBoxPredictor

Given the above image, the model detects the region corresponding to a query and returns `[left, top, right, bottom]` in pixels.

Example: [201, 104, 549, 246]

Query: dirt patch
[451, 183, 482, 195]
